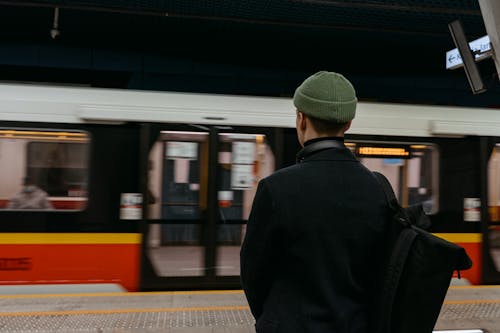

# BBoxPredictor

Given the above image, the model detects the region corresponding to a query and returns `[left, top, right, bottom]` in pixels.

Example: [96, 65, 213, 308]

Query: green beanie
[293, 71, 357, 123]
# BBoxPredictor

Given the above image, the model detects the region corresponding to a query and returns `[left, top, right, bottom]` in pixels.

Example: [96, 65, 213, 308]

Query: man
[7, 177, 53, 210]
[240, 71, 389, 333]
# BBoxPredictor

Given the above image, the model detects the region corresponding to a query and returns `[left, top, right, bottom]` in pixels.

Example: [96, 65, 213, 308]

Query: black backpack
[373, 171, 473, 333]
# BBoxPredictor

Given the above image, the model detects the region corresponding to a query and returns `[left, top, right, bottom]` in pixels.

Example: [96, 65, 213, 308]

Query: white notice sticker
[120, 193, 143, 220]
[166, 141, 198, 160]
[232, 142, 256, 164]
[231, 164, 254, 189]
[464, 198, 481, 222]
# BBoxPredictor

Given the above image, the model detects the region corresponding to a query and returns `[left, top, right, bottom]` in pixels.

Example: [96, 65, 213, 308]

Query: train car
[0, 83, 499, 291]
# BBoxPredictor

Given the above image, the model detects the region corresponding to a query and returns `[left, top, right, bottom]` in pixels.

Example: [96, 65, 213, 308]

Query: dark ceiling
[0, 1, 498, 106]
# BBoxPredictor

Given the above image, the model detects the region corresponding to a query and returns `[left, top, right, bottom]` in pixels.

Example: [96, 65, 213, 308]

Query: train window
[0, 129, 89, 211]
[347, 142, 439, 214]
[216, 132, 275, 276]
[488, 145, 500, 271]
[489, 146, 500, 222]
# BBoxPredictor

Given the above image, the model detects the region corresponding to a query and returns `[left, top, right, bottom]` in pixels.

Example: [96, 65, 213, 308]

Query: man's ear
[298, 111, 307, 130]
[343, 120, 352, 133]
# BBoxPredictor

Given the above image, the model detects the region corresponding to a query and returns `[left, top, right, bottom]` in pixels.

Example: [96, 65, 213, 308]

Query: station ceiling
[0, 1, 498, 105]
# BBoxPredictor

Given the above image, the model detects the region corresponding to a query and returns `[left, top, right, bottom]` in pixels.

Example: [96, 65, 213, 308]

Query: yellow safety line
[0, 305, 250, 317]
[450, 285, 500, 289]
[0, 290, 244, 299]
[0, 233, 141, 244]
[444, 299, 500, 305]
[5, 286, 500, 299]
[2, 300, 500, 317]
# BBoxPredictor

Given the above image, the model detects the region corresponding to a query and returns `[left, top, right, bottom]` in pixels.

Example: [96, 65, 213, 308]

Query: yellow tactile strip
[0, 308, 255, 332]
[0, 290, 248, 317]
[0, 291, 254, 331]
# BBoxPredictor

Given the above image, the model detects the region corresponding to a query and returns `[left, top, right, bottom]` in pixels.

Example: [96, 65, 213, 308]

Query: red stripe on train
[0, 244, 140, 291]
[454, 242, 481, 285]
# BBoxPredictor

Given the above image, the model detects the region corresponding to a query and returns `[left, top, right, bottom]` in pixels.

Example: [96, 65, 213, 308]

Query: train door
[484, 137, 500, 283]
[139, 123, 278, 290]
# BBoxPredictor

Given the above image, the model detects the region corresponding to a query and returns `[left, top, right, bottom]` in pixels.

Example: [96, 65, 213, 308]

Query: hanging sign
[446, 35, 491, 70]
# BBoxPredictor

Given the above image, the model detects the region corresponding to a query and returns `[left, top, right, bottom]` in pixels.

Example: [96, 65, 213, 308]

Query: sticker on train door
[120, 193, 143, 220]
[464, 198, 481, 222]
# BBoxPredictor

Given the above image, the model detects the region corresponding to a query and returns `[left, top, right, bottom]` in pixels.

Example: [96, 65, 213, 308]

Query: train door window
[0, 129, 89, 211]
[215, 133, 275, 276]
[146, 131, 208, 277]
[487, 144, 500, 271]
[348, 142, 438, 214]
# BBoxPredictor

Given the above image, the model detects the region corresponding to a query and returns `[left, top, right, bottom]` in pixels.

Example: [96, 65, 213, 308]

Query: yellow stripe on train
[0, 233, 481, 244]
[434, 233, 482, 243]
[0, 233, 142, 244]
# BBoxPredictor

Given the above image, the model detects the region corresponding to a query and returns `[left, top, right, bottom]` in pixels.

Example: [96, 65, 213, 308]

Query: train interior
[0, 129, 89, 211]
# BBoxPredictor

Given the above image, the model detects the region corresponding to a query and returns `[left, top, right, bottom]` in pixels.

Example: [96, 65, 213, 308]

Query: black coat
[240, 140, 390, 333]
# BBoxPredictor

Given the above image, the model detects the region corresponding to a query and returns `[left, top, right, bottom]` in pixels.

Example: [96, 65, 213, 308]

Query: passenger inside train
[7, 176, 53, 210]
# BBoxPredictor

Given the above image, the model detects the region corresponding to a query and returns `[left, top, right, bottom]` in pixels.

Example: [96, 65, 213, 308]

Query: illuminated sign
[0, 130, 88, 142]
[356, 146, 411, 159]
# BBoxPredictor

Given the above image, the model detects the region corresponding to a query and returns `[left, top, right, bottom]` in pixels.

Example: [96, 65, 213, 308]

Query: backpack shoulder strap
[378, 227, 418, 332]
[373, 171, 417, 333]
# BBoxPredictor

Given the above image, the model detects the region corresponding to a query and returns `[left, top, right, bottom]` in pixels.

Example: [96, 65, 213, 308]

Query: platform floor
[0, 286, 498, 332]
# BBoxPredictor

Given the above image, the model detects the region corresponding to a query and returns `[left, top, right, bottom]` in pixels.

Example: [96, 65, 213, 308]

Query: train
[0, 82, 499, 291]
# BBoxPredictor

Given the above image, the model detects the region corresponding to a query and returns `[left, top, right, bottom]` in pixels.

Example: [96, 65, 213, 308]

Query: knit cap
[293, 71, 357, 123]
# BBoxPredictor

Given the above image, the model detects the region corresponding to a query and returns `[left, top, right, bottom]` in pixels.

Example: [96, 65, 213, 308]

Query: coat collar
[296, 138, 357, 163]
[303, 136, 344, 147]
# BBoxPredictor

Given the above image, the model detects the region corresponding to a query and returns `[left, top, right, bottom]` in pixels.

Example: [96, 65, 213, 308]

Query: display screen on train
[353, 144, 412, 159]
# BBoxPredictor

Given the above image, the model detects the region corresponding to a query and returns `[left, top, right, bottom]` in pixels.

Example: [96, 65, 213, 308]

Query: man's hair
[308, 115, 348, 135]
